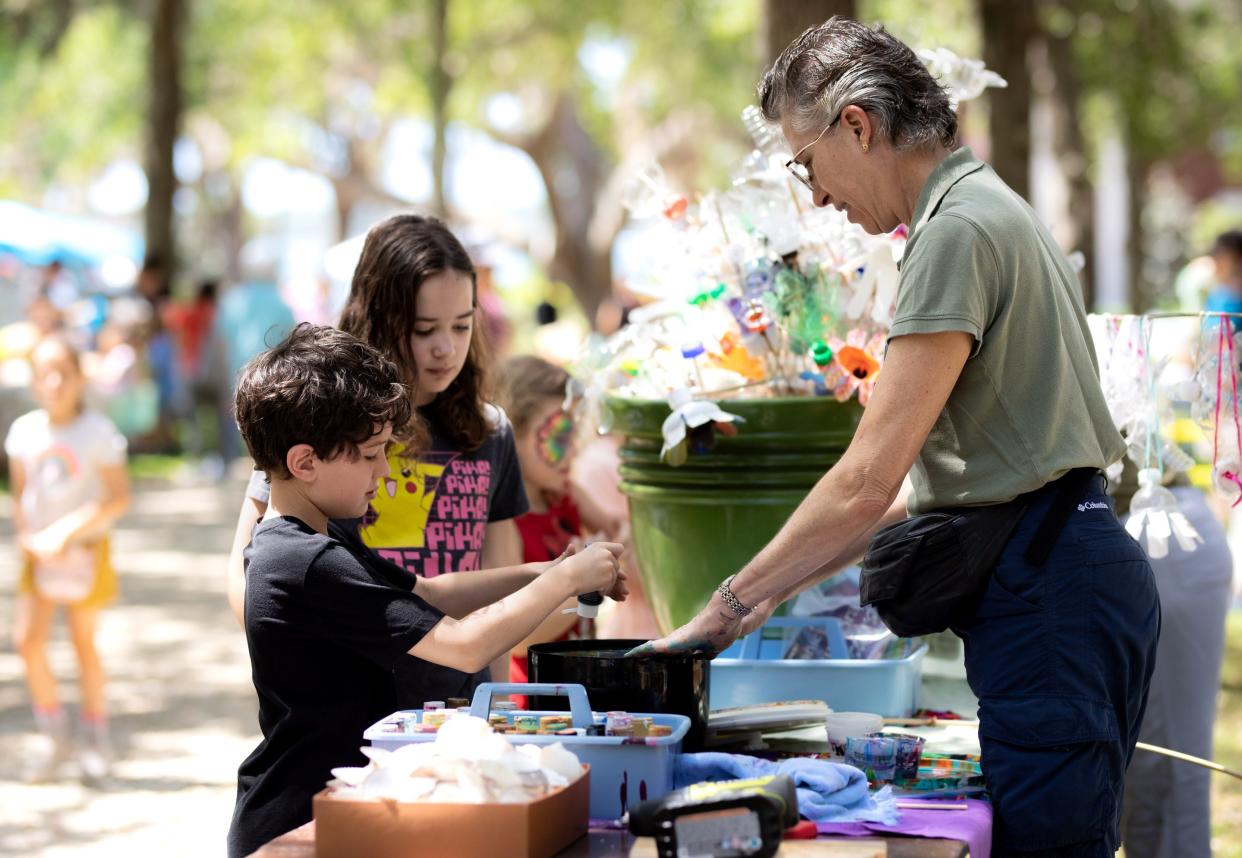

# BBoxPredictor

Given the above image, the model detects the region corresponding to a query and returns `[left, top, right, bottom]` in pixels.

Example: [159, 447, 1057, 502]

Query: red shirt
[511, 494, 590, 700]
[515, 493, 582, 562]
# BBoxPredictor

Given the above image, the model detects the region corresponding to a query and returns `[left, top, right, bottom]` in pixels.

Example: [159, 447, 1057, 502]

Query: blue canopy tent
[0, 200, 143, 273]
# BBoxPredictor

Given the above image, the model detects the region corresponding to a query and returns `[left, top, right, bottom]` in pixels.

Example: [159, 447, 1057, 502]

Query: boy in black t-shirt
[225, 324, 625, 857]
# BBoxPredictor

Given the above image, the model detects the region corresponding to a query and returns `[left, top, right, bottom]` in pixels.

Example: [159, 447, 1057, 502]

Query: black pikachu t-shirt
[245, 404, 528, 705]
[226, 516, 443, 858]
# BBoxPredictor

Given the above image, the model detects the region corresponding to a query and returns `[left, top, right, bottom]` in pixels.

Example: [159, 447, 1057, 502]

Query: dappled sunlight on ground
[0, 475, 258, 857]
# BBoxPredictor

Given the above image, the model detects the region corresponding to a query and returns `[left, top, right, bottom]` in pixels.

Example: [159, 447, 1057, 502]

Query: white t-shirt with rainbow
[5, 409, 127, 534]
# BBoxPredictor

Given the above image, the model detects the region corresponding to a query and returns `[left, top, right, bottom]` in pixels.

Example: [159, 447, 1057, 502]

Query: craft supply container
[363, 683, 689, 821]
[313, 764, 589, 858]
[711, 616, 926, 715]
[527, 639, 710, 751]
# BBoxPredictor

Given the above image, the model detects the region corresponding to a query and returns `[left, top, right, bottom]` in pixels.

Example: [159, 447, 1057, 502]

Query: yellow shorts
[20, 537, 118, 608]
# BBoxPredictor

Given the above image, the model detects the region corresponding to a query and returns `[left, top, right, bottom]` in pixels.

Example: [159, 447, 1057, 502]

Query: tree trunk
[979, 0, 1035, 201]
[1035, 16, 1095, 308]
[222, 174, 244, 283]
[487, 97, 702, 323]
[520, 94, 613, 324]
[1126, 153, 1152, 312]
[430, 0, 451, 218]
[145, 0, 184, 278]
[761, 0, 856, 67]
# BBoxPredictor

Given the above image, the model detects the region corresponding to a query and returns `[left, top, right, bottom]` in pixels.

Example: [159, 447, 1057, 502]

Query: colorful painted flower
[826, 329, 886, 405]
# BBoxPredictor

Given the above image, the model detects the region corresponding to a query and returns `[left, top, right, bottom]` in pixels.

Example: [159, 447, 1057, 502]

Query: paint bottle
[577, 591, 603, 619]
[540, 715, 572, 732]
[606, 712, 633, 736]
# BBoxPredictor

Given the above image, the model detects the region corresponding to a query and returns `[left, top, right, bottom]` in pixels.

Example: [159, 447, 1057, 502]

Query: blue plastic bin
[710, 617, 926, 716]
[363, 682, 689, 820]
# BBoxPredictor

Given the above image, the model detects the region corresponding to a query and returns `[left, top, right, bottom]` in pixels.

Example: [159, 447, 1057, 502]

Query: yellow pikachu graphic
[360, 449, 452, 549]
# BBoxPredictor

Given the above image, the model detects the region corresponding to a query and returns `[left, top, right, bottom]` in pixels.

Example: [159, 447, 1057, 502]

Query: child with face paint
[494, 356, 624, 700]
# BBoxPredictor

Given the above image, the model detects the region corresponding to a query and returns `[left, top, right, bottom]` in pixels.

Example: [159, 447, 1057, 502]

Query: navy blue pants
[953, 477, 1160, 857]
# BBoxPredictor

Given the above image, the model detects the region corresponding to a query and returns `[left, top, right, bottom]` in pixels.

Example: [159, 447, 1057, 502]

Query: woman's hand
[738, 596, 777, 637]
[626, 591, 744, 657]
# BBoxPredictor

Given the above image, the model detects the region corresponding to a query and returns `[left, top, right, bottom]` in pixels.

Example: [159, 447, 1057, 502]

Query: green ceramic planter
[605, 396, 864, 633]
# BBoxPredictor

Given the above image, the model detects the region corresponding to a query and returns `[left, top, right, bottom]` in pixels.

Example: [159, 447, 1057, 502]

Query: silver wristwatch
[716, 574, 753, 618]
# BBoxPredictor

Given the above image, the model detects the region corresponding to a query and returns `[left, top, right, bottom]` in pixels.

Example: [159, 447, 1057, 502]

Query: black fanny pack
[858, 468, 1099, 638]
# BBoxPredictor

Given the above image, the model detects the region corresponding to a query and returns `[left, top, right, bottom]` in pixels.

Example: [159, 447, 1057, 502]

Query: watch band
[716, 574, 753, 618]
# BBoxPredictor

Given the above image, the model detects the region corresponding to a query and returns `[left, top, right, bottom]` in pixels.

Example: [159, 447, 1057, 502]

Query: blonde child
[6, 335, 131, 782]
[493, 356, 625, 698]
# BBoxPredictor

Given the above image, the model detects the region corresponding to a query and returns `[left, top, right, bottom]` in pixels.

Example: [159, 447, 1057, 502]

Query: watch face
[673, 807, 765, 857]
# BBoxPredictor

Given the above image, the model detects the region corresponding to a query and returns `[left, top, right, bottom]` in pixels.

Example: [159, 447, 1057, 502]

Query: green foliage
[448, 0, 759, 164]
[0, 6, 145, 198]
[863, 0, 979, 56]
[1070, 0, 1242, 168]
[185, 0, 436, 169]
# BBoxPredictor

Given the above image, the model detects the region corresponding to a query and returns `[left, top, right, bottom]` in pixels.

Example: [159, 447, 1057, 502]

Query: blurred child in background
[6, 336, 131, 783]
[494, 355, 625, 700]
[1204, 229, 1242, 317]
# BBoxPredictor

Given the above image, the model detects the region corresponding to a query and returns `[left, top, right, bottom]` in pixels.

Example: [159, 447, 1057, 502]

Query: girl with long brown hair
[227, 214, 528, 704]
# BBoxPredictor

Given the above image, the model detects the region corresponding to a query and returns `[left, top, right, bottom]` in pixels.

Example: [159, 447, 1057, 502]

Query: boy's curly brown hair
[234, 323, 411, 479]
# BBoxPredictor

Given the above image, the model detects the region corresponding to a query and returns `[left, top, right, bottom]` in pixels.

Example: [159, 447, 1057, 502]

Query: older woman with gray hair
[634, 18, 1159, 858]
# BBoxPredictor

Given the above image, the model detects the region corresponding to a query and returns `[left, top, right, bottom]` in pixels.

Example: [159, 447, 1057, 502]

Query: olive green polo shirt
[890, 147, 1125, 514]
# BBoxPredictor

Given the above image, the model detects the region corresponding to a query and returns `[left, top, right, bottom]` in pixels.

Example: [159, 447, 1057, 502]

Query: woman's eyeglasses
[784, 116, 839, 191]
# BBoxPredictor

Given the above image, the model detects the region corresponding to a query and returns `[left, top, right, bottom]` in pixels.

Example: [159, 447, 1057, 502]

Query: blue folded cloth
[673, 752, 899, 825]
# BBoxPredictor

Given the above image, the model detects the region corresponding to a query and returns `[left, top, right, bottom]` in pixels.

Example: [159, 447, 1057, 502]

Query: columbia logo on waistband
[1077, 501, 1109, 512]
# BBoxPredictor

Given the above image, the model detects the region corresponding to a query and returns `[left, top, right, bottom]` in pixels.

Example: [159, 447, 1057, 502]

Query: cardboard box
[313, 765, 589, 858]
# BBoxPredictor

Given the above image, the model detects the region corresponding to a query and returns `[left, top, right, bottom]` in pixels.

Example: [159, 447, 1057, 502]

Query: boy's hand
[603, 566, 629, 602]
[558, 541, 623, 599]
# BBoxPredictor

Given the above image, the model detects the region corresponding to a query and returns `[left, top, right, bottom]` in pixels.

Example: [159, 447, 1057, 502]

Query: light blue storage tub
[363, 682, 689, 821]
[710, 617, 927, 716]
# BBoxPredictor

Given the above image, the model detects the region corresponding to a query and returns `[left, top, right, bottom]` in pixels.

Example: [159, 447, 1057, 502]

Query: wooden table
[251, 820, 969, 857]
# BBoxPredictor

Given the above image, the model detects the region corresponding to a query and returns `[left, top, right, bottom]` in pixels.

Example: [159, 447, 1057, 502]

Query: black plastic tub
[527, 639, 711, 751]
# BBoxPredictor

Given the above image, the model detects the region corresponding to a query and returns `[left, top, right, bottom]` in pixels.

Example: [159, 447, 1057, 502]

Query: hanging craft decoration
[1208, 315, 1242, 505]
[916, 48, 1008, 109]
[1084, 312, 1242, 556]
[659, 388, 744, 467]
[1125, 467, 1203, 560]
[570, 48, 1003, 452]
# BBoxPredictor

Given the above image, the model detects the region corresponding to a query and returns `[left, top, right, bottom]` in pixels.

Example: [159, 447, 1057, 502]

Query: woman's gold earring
[861, 142, 870, 153]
